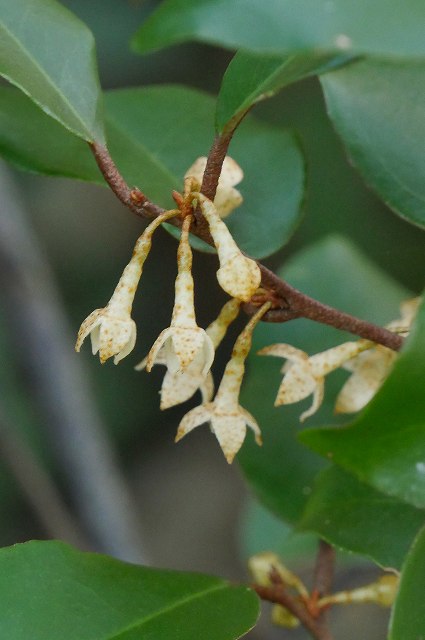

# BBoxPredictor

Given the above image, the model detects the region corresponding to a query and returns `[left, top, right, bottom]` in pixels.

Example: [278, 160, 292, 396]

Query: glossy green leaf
[299, 466, 425, 569]
[238, 235, 409, 524]
[0, 85, 304, 259]
[0, 0, 104, 143]
[300, 296, 425, 510]
[389, 525, 425, 639]
[132, 0, 425, 58]
[0, 540, 259, 640]
[216, 50, 348, 134]
[322, 58, 425, 229]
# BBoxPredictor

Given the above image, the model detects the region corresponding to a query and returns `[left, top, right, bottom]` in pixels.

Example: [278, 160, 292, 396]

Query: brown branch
[253, 584, 333, 640]
[89, 141, 404, 352]
[311, 541, 336, 637]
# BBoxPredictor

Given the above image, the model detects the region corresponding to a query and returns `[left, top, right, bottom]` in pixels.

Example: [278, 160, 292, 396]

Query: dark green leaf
[299, 466, 425, 569]
[216, 50, 349, 134]
[0, 85, 304, 259]
[238, 235, 409, 523]
[0, 0, 104, 142]
[300, 297, 425, 510]
[389, 525, 425, 640]
[132, 0, 425, 58]
[0, 540, 259, 640]
[322, 58, 425, 229]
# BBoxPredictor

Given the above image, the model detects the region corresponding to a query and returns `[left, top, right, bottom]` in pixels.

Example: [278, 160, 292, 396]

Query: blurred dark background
[1, 1, 424, 638]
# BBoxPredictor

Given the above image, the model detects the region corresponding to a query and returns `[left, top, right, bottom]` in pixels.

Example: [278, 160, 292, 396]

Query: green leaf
[0, 540, 259, 640]
[322, 58, 425, 229]
[0, 0, 104, 142]
[216, 50, 349, 134]
[132, 0, 425, 58]
[0, 88, 102, 181]
[300, 296, 425, 510]
[0, 85, 304, 260]
[238, 235, 409, 524]
[299, 466, 425, 569]
[389, 525, 425, 640]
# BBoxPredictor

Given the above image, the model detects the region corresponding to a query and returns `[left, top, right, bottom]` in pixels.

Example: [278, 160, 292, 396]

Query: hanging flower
[176, 303, 270, 463]
[184, 156, 243, 218]
[75, 209, 179, 364]
[336, 296, 421, 413]
[146, 214, 215, 391]
[137, 298, 241, 409]
[195, 192, 261, 301]
[259, 340, 373, 421]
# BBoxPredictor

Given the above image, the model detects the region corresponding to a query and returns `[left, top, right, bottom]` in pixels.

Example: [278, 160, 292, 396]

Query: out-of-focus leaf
[238, 235, 409, 523]
[0, 89, 102, 181]
[322, 58, 425, 229]
[299, 466, 425, 569]
[301, 297, 425, 510]
[389, 525, 425, 640]
[132, 0, 425, 58]
[240, 497, 318, 563]
[0, 0, 104, 142]
[0, 86, 304, 259]
[0, 540, 259, 640]
[216, 50, 349, 134]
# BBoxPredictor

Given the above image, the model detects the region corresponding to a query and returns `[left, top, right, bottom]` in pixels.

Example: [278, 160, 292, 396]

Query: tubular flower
[175, 303, 270, 463]
[146, 215, 215, 392]
[184, 156, 244, 218]
[136, 298, 241, 409]
[259, 340, 374, 422]
[75, 209, 179, 364]
[335, 297, 421, 414]
[195, 192, 261, 301]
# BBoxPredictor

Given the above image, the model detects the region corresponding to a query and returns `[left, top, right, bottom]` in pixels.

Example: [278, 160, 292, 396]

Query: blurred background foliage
[0, 1, 424, 638]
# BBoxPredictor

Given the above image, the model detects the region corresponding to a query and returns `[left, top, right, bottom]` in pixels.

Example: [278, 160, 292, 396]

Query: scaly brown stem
[89, 140, 404, 352]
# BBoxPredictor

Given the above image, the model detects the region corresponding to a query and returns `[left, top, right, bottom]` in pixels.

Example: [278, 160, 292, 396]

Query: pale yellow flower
[137, 298, 241, 409]
[184, 156, 243, 218]
[146, 214, 214, 387]
[259, 340, 373, 421]
[76, 210, 179, 364]
[195, 192, 261, 301]
[336, 296, 421, 414]
[176, 303, 270, 463]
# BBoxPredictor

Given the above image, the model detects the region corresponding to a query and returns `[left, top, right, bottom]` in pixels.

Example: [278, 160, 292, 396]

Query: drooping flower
[184, 156, 244, 218]
[146, 214, 215, 392]
[175, 303, 270, 463]
[136, 298, 241, 409]
[75, 209, 179, 364]
[259, 340, 374, 422]
[195, 192, 261, 301]
[335, 296, 421, 413]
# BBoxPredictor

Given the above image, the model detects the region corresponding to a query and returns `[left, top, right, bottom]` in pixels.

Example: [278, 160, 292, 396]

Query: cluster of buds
[249, 551, 399, 629]
[76, 157, 267, 463]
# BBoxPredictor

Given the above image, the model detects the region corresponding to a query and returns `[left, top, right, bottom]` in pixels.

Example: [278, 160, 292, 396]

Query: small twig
[253, 584, 333, 640]
[88, 141, 404, 352]
[311, 540, 336, 635]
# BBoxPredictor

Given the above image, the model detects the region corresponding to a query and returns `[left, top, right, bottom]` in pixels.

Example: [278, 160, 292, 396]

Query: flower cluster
[260, 297, 420, 421]
[76, 154, 417, 463]
[76, 157, 267, 463]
